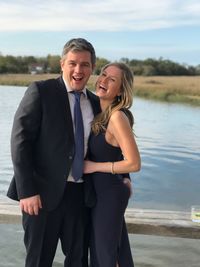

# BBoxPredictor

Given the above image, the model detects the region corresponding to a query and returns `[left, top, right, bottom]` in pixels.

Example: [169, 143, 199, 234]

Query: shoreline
[0, 74, 200, 106]
[1, 202, 200, 239]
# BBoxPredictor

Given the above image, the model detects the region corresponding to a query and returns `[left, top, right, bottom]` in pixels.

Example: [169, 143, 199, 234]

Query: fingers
[32, 204, 39, 215]
[20, 195, 42, 215]
[38, 197, 42, 209]
[123, 178, 133, 198]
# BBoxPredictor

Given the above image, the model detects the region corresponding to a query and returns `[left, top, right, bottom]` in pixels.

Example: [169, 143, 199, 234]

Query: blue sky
[0, 0, 200, 66]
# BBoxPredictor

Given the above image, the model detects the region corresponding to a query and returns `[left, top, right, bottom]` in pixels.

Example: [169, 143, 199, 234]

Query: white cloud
[0, 0, 200, 31]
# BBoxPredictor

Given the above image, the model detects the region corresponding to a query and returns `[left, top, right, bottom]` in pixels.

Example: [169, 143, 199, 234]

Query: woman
[84, 62, 141, 267]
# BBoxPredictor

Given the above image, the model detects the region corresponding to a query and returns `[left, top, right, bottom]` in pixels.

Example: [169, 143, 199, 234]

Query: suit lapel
[55, 77, 74, 144]
[54, 81, 100, 146]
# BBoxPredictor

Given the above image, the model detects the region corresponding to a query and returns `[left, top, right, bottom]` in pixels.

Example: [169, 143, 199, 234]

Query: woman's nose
[101, 76, 108, 83]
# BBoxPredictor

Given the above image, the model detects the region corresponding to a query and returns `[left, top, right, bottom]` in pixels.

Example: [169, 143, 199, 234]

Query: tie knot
[71, 91, 82, 101]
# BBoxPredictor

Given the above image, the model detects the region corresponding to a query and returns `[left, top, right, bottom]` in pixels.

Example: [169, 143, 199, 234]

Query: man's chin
[71, 82, 85, 91]
[72, 88, 84, 92]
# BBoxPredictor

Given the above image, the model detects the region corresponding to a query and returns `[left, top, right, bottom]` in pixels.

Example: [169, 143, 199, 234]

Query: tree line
[0, 54, 199, 76]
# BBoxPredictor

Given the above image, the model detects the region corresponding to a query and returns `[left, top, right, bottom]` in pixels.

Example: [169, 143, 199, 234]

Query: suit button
[69, 155, 73, 160]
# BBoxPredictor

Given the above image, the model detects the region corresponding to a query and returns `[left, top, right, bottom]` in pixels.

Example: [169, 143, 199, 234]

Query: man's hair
[61, 38, 96, 66]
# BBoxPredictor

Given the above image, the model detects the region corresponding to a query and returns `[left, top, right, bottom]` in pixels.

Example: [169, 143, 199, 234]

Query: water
[1, 86, 200, 210]
[0, 85, 200, 266]
[130, 97, 200, 211]
[0, 86, 26, 200]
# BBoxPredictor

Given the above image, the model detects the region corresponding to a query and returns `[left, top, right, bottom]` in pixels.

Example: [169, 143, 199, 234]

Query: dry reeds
[0, 74, 200, 106]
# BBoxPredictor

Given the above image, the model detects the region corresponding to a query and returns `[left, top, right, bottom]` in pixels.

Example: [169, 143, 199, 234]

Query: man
[7, 38, 100, 267]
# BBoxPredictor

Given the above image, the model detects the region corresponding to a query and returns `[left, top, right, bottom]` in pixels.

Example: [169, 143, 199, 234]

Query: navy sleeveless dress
[88, 131, 134, 267]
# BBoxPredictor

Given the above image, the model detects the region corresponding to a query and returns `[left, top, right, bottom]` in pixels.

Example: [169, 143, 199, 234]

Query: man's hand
[123, 178, 133, 198]
[20, 195, 42, 215]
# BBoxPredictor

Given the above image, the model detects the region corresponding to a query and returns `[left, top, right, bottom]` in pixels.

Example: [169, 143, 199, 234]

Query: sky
[0, 0, 200, 66]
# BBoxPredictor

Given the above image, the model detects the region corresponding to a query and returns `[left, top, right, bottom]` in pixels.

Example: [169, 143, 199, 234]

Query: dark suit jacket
[7, 76, 100, 211]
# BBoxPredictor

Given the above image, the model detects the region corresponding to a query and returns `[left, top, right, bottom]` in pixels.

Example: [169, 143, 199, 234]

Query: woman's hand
[123, 178, 133, 198]
[83, 160, 97, 174]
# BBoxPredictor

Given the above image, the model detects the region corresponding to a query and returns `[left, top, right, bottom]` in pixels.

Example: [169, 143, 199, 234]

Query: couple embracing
[7, 38, 141, 267]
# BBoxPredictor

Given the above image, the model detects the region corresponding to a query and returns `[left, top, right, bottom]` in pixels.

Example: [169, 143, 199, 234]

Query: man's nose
[74, 64, 82, 72]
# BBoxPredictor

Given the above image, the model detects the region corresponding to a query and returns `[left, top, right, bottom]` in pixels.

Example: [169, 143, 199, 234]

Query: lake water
[0, 85, 200, 266]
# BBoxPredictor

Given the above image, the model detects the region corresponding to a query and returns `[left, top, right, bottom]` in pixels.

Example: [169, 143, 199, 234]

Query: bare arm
[84, 110, 141, 174]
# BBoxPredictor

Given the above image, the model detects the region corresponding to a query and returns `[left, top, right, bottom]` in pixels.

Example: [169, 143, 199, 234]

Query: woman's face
[96, 65, 122, 102]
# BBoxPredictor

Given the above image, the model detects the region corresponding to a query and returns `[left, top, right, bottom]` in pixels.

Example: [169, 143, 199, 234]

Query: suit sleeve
[11, 82, 42, 199]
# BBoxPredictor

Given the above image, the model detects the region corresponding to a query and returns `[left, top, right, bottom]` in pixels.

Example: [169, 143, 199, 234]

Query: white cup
[191, 206, 200, 223]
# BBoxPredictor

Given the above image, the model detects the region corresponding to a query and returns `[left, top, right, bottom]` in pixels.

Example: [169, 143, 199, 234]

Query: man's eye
[82, 63, 90, 67]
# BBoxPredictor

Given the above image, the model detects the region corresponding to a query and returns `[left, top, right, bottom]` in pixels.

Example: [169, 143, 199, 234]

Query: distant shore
[0, 74, 200, 106]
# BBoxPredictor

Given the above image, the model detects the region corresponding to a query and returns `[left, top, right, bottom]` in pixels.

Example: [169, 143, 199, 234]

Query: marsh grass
[0, 73, 59, 86]
[89, 75, 200, 106]
[133, 76, 200, 105]
[0, 74, 200, 106]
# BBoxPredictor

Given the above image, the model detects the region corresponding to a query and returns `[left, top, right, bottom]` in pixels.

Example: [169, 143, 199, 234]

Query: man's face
[60, 50, 94, 91]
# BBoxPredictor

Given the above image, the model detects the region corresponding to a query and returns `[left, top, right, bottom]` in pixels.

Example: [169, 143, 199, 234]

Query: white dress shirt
[62, 77, 94, 182]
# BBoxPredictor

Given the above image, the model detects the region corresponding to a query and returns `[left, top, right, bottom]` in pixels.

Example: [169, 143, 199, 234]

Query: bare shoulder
[109, 111, 131, 134]
[110, 110, 129, 124]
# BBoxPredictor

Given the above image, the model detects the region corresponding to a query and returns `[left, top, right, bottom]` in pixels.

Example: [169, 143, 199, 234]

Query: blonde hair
[92, 62, 134, 135]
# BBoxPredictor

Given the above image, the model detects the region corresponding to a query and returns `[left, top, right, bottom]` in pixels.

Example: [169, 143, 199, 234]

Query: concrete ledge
[125, 208, 200, 239]
[0, 202, 200, 239]
[0, 202, 21, 223]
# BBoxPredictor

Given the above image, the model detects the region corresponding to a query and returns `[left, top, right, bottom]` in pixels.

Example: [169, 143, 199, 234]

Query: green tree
[120, 57, 130, 64]
[95, 57, 110, 75]
[46, 54, 61, 73]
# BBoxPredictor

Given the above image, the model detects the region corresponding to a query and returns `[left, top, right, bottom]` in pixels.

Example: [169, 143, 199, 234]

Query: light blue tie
[71, 91, 84, 181]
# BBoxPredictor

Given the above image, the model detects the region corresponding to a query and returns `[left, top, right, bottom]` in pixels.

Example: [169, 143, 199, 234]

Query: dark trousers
[83, 214, 134, 267]
[22, 182, 85, 267]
